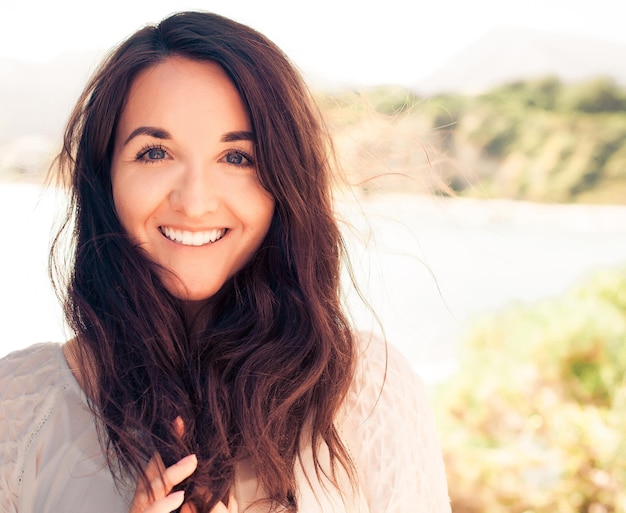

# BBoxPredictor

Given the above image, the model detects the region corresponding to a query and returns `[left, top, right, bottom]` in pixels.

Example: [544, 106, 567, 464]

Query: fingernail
[178, 453, 197, 466]
[170, 490, 185, 504]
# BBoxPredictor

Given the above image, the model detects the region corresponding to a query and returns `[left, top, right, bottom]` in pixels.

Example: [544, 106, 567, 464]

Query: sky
[2, 0, 626, 87]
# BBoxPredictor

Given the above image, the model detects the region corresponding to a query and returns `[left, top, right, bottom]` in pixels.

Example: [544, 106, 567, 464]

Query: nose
[169, 162, 220, 218]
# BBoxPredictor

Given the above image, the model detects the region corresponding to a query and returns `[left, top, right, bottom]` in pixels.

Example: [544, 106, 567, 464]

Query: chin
[173, 288, 221, 303]
[162, 277, 225, 303]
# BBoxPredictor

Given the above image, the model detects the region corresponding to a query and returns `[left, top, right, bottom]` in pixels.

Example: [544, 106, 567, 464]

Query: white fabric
[0, 337, 450, 512]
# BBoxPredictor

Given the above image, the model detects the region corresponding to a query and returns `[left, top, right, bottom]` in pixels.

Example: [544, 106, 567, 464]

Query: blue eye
[224, 151, 254, 166]
[146, 148, 166, 160]
[137, 145, 167, 162]
[150, 148, 166, 159]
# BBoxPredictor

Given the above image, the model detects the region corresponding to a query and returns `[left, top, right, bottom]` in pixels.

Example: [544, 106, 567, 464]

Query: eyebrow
[123, 126, 172, 146]
[122, 127, 255, 145]
[221, 131, 255, 143]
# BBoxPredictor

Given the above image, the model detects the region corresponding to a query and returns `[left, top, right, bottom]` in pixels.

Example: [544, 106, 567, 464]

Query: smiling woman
[111, 58, 274, 301]
[0, 11, 450, 513]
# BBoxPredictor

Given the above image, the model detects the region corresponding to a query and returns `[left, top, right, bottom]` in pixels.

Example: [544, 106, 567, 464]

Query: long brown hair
[50, 11, 356, 512]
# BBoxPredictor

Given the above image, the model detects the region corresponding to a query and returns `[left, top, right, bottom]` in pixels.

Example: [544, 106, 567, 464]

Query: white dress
[0, 335, 450, 512]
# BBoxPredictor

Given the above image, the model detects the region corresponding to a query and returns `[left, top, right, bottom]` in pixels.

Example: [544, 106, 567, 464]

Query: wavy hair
[50, 11, 356, 512]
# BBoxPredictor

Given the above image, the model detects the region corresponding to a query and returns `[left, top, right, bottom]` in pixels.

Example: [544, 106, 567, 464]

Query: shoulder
[343, 332, 425, 422]
[0, 343, 73, 511]
[0, 343, 70, 406]
[0, 341, 66, 375]
[340, 332, 451, 513]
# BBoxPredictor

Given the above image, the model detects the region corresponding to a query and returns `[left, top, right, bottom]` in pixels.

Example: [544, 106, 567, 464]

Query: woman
[0, 11, 450, 513]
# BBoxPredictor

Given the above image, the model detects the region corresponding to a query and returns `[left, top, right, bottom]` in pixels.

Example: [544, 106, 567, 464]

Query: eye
[137, 145, 168, 162]
[223, 150, 254, 167]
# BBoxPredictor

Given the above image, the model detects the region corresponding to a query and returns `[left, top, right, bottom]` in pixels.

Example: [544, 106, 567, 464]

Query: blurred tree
[436, 268, 626, 513]
[566, 78, 626, 113]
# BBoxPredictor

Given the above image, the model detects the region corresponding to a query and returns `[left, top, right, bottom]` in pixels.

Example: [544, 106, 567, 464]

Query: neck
[62, 337, 100, 401]
[62, 337, 87, 388]
[179, 298, 213, 327]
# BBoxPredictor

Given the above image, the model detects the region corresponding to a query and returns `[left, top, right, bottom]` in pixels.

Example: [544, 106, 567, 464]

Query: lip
[159, 226, 228, 246]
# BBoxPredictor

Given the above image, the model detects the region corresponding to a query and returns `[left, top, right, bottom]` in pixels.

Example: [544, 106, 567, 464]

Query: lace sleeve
[341, 334, 451, 513]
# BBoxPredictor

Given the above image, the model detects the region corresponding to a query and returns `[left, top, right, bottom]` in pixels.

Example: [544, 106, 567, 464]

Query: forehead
[117, 57, 250, 135]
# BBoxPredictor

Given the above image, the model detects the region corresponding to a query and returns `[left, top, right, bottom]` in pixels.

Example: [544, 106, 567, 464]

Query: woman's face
[111, 57, 275, 302]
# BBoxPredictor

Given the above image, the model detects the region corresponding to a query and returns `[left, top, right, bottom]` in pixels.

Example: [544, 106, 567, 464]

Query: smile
[159, 226, 227, 246]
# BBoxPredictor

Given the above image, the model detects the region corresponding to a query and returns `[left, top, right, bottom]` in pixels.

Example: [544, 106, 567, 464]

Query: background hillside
[322, 76, 626, 204]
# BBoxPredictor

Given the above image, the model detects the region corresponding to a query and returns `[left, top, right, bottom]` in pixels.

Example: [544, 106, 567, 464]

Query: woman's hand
[129, 451, 198, 513]
[129, 417, 238, 513]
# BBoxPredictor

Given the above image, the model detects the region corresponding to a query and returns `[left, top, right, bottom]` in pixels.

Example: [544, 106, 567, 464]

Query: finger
[131, 452, 167, 510]
[131, 487, 185, 513]
[173, 416, 185, 439]
[130, 452, 197, 513]
[161, 453, 198, 493]
[144, 452, 170, 499]
[143, 490, 186, 513]
[140, 453, 197, 502]
[228, 491, 238, 513]
[144, 452, 167, 482]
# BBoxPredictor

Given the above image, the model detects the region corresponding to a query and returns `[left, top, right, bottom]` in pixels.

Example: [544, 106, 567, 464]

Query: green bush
[482, 76, 563, 111]
[436, 267, 626, 513]
[564, 78, 626, 113]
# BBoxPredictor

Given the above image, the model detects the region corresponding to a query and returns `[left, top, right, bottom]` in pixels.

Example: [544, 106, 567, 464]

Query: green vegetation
[320, 77, 626, 203]
[435, 267, 626, 512]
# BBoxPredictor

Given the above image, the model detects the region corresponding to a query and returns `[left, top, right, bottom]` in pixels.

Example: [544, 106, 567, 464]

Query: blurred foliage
[435, 267, 626, 513]
[317, 77, 626, 203]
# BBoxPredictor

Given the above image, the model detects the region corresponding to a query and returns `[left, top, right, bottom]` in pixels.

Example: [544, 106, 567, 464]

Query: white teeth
[160, 227, 226, 246]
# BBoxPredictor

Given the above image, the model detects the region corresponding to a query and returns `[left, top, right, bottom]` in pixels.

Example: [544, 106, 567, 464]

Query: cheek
[111, 179, 132, 230]
[111, 164, 126, 212]
[255, 195, 275, 238]
[111, 174, 149, 238]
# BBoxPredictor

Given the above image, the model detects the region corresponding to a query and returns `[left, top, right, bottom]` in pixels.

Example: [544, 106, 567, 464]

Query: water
[3, 183, 626, 383]
[340, 194, 626, 381]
